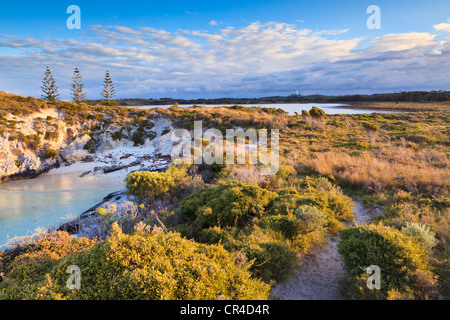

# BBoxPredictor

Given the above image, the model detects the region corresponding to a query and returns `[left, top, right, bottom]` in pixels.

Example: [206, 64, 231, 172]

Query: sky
[0, 0, 450, 100]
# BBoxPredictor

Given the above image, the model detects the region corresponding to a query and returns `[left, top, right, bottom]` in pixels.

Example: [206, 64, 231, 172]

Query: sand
[270, 199, 379, 300]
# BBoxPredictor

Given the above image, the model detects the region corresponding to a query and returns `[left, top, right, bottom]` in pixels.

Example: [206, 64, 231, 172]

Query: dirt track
[270, 201, 376, 300]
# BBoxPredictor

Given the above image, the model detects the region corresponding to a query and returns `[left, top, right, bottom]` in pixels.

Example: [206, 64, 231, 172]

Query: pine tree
[71, 67, 86, 103]
[41, 67, 60, 102]
[101, 71, 115, 105]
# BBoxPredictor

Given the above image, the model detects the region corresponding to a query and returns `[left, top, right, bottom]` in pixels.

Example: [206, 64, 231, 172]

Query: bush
[338, 224, 438, 299]
[43, 224, 270, 300]
[132, 126, 146, 146]
[401, 222, 438, 251]
[295, 205, 327, 233]
[180, 181, 278, 230]
[309, 107, 325, 119]
[198, 226, 298, 283]
[111, 130, 123, 141]
[268, 178, 354, 223]
[0, 231, 95, 299]
[43, 147, 59, 159]
[126, 165, 187, 199]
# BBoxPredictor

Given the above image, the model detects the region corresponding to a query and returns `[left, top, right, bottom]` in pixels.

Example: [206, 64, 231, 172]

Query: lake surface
[0, 165, 124, 248]
[131, 103, 399, 115]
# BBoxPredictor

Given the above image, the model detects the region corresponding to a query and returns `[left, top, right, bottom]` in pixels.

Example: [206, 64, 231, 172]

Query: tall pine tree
[41, 67, 60, 102]
[71, 67, 86, 103]
[101, 71, 115, 105]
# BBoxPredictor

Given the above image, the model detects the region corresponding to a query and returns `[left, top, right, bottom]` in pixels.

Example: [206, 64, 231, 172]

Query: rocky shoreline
[0, 109, 179, 245]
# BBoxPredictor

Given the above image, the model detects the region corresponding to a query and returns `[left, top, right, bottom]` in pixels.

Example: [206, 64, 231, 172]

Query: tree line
[41, 67, 116, 105]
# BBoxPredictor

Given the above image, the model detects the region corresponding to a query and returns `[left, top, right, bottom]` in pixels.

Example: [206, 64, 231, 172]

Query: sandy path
[270, 200, 375, 300]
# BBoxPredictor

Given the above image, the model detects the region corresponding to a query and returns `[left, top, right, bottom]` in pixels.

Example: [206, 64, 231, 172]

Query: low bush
[180, 181, 278, 230]
[338, 224, 438, 300]
[0, 231, 96, 299]
[43, 224, 270, 300]
[126, 165, 188, 199]
[401, 222, 438, 251]
[43, 147, 59, 159]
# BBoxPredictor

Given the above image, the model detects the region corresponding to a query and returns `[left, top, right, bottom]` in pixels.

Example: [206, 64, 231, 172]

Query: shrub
[361, 121, 379, 144]
[198, 226, 298, 283]
[111, 130, 123, 141]
[275, 164, 297, 180]
[309, 107, 325, 119]
[44, 131, 59, 141]
[338, 224, 438, 299]
[401, 222, 438, 251]
[295, 205, 327, 233]
[44, 224, 270, 300]
[43, 147, 59, 159]
[132, 126, 146, 146]
[260, 214, 301, 240]
[126, 165, 187, 199]
[180, 181, 278, 229]
[0, 231, 95, 299]
[268, 178, 354, 223]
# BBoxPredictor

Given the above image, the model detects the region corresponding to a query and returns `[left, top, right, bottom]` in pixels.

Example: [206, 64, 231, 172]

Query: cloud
[434, 19, 450, 31]
[0, 22, 449, 99]
[209, 20, 218, 26]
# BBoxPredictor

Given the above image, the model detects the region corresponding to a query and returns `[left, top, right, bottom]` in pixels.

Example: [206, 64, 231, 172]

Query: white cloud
[209, 20, 218, 26]
[434, 19, 450, 31]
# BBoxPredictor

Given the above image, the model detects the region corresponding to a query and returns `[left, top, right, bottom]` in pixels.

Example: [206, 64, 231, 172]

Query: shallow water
[132, 103, 399, 115]
[0, 167, 124, 247]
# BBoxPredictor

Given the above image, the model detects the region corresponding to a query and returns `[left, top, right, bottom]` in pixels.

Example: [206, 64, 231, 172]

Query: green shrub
[401, 222, 438, 251]
[260, 214, 301, 240]
[132, 126, 146, 146]
[126, 165, 187, 198]
[43, 147, 59, 159]
[268, 178, 354, 223]
[275, 164, 297, 180]
[44, 131, 59, 141]
[111, 130, 123, 141]
[295, 205, 327, 233]
[197, 226, 298, 283]
[309, 107, 325, 119]
[0, 231, 95, 299]
[361, 121, 379, 132]
[180, 181, 278, 229]
[338, 224, 438, 300]
[44, 224, 270, 300]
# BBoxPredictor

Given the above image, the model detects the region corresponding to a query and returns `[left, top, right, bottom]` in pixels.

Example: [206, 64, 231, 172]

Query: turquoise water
[0, 168, 124, 248]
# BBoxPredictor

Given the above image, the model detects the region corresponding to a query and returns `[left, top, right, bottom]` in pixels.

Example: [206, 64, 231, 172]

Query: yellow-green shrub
[338, 224, 438, 300]
[0, 231, 95, 299]
[45, 224, 270, 300]
[126, 164, 187, 198]
[180, 181, 278, 229]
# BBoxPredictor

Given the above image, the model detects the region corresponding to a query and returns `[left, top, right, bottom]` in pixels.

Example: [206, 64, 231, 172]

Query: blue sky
[1, 0, 450, 99]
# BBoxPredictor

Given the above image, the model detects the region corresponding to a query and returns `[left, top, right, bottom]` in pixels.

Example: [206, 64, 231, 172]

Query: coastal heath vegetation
[0, 91, 448, 300]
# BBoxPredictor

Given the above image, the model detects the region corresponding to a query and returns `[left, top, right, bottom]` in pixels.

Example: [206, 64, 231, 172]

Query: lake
[131, 103, 399, 115]
[0, 164, 124, 248]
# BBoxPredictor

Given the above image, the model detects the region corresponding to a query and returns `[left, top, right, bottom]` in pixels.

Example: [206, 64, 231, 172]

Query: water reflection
[0, 169, 124, 246]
